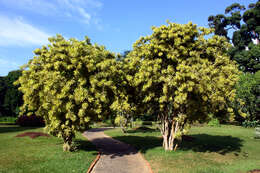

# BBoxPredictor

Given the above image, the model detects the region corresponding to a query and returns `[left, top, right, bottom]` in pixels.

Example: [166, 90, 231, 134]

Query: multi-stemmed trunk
[63, 134, 73, 152]
[159, 112, 186, 151]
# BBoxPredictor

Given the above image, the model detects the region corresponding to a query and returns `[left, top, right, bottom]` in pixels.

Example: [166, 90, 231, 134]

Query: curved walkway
[83, 128, 151, 173]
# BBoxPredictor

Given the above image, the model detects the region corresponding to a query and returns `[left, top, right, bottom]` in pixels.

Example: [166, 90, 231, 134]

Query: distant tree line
[208, 0, 260, 122]
[0, 70, 23, 117]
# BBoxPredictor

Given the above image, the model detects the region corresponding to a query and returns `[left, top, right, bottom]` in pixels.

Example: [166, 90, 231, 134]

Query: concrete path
[83, 128, 151, 173]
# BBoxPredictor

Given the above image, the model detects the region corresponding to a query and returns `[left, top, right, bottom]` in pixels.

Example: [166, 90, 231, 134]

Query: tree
[208, 0, 260, 73]
[110, 52, 141, 132]
[208, 3, 246, 40]
[0, 70, 23, 117]
[16, 35, 117, 151]
[3, 70, 23, 117]
[234, 71, 260, 122]
[0, 77, 6, 117]
[126, 22, 241, 151]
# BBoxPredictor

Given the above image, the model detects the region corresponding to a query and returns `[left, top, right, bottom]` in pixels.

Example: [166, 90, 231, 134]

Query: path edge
[102, 132, 154, 173]
[82, 133, 101, 173]
[139, 152, 154, 173]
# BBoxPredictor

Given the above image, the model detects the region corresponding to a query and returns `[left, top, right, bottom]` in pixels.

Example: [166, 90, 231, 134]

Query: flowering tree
[126, 22, 241, 151]
[16, 35, 117, 151]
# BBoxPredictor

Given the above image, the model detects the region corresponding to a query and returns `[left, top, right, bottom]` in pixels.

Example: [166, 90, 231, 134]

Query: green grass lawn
[105, 125, 260, 173]
[0, 125, 98, 173]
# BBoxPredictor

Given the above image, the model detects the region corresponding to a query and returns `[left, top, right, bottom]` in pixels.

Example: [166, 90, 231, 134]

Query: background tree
[233, 71, 260, 122]
[0, 76, 6, 117]
[208, 0, 260, 73]
[16, 35, 117, 151]
[110, 51, 144, 132]
[0, 70, 23, 117]
[3, 70, 23, 116]
[126, 22, 241, 151]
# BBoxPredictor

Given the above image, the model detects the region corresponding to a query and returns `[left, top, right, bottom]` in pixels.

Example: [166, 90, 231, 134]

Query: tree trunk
[63, 135, 73, 152]
[159, 113, 184, 151]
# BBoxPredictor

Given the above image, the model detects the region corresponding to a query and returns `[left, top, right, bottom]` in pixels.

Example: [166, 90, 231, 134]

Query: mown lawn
[0, 125, 98, 173]
[105, 125, 260, 173]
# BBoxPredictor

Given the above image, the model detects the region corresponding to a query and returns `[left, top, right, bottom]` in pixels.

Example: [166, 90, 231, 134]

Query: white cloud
[84, 0, 103, 8]
[0, 0, 103, 26]
[78, 7, 91, 24]
[0, 0, 57, 16]
[0, 16, 51, 46]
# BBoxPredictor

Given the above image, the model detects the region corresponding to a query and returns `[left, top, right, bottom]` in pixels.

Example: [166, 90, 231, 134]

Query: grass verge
[0, 125, 98, 173]
[105, 125, 260, 173]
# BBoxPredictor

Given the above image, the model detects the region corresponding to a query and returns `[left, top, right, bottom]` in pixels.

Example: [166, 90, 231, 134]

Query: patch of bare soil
[247, 170, 260, 173]
[16, 132, 50, 139]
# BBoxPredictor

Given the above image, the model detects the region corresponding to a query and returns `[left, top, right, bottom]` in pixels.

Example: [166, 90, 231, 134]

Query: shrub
[208, 118, 220, 127]
[242, 120, 260, 128]
[0, 116, 17, 123]
[16, 115, 45, 127]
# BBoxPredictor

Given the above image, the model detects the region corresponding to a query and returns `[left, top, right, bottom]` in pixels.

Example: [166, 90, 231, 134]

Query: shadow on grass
[111, 135, 162, 154]
[180, 134, 243, 155]
[111, 134, 243, 155]
[73, 139, 99, 154]
[126, 126, 158, 133]
[0, 125, 40, 133]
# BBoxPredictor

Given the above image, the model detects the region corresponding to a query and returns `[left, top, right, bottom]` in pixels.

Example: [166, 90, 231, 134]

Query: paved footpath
[83, 128, 151, 173]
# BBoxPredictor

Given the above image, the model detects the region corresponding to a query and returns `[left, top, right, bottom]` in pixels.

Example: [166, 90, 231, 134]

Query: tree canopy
[15, 21, 245, 152]
[126, 22, 241, 150]
[0, 70, 23, 117]
[208, 0, 260, 73]
[16, 35, 117, 151]
[234, 72, 260, 122]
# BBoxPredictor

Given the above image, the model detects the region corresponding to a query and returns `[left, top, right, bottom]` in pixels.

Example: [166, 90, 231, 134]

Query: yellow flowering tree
[110, 56, 138, 132]
[15, 35, 117, 151]
[126, 22, 241, 151]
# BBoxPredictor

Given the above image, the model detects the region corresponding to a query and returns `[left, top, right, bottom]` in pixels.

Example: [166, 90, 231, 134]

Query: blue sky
[0, 0, 254, 76]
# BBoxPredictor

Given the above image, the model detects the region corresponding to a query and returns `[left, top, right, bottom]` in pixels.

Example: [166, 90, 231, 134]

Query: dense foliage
[208, 0, 260, 73]
[12, 20, 248, 152]
[125, 22, 241, 150]
[0, 70, 23, 117]
[16, 35, 117, 151]
[233, 71, 260, 122]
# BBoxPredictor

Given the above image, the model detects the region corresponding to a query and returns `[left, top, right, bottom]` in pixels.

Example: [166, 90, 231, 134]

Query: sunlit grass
[105, 125, 260, 173]
[0, 125, 97, 173]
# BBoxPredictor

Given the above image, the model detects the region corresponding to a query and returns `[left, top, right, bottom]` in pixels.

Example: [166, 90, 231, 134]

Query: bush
[16, 115, 45, 127]
[208, 118, 220, 127]
[0, 116, 17, 123]
[242, 120, 260, 128]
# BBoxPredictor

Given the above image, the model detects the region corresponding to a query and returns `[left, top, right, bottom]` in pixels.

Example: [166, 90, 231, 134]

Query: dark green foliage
[234, 72, 260, 122]
[208, 0, 260, 73]
[242, 120, 260, 128]
[0, 77, 6, 116]
[0, 70, 23, 117]
[229, 43, 260, 72]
